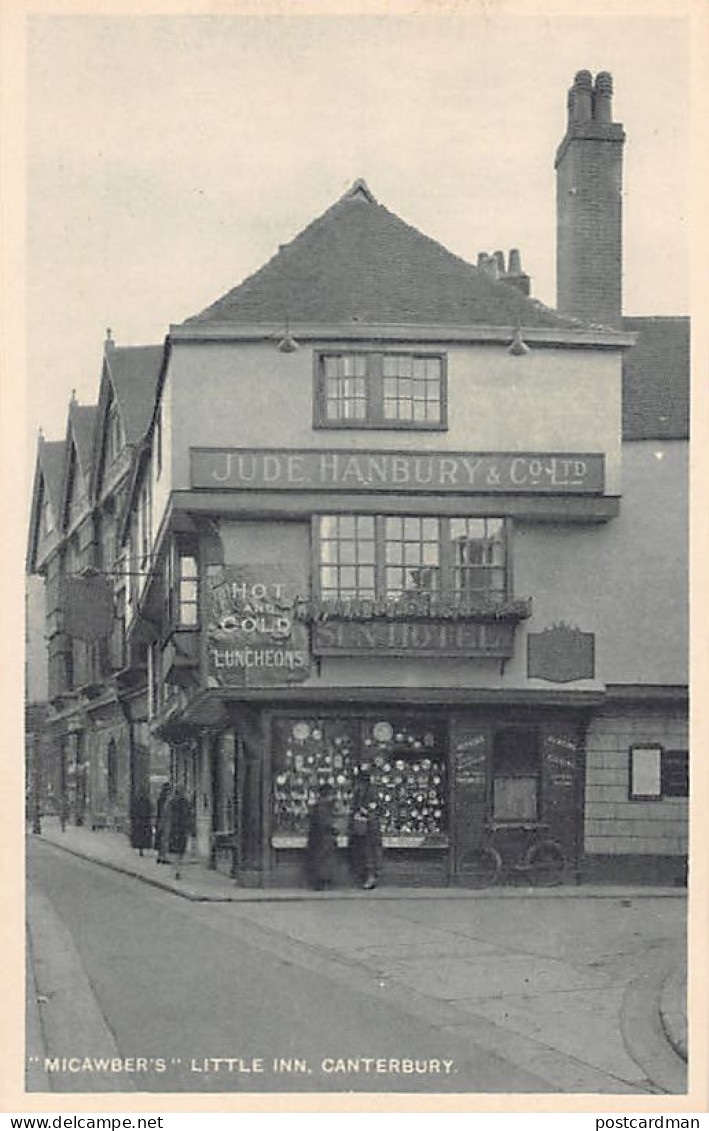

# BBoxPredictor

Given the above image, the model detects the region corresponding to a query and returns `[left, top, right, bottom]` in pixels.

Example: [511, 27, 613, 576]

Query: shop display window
[271, 716, 448, 845]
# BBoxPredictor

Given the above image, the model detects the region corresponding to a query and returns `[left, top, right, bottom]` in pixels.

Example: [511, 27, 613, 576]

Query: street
[26, 837, 686, 1095]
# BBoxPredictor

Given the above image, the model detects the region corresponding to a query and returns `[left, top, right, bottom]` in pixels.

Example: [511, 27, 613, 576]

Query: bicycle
[456, 822, 565, 888]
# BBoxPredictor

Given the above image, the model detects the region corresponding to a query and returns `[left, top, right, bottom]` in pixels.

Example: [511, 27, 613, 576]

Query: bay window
[166, 538, 199, 628]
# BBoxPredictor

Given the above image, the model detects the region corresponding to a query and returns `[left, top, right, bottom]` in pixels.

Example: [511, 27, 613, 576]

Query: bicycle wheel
[457, 845, 503, 888]
[525, 840, 565, 886]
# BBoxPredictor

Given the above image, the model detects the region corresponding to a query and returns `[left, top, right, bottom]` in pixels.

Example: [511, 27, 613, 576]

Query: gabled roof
[622, 316, 689, 440]
[60, 400, 97, 530]
[38, 439, 67, 521]
[26, 437, 67, 572]
[104, 344, 164, 445]
[69, 401, 98, 476]
[180, 181, 588, 332]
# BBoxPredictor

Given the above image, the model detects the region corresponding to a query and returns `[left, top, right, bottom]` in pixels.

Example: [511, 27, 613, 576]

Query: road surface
[26, 837, 684, 1095]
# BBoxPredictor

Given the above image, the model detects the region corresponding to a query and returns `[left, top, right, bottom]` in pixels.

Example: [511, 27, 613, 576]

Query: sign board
[62, 575, 114, 641]
[528, 624, 595, 682]
[451, 727, 489, 857]
[191, 448, 605, 495]
[542, 727, 579, 860]
[312, 618, 516, 657]
[206, 565, 309, 688]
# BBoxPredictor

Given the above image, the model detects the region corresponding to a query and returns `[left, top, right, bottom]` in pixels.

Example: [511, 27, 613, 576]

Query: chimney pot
[593, 71, 614, 122]
[494, 250, 505, 274]
[572, 70, 593, 122]
[508, 248, 522, 275]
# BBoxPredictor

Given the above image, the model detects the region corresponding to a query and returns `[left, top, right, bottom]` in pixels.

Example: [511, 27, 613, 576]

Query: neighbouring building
[26, 341, 165, 832]
[27, 69, 689, 886]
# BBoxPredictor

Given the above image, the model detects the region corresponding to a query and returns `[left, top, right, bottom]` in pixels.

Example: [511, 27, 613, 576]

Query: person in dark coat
[348, 767, 382, 890]
[154, 782, 172, 864]
[130, 791, 153, 856]
[306, 783, 338, 891]
[167, 786, 191, 880]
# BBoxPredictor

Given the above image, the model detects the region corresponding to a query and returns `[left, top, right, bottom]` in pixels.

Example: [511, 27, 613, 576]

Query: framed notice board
[451, 724, 489, 860]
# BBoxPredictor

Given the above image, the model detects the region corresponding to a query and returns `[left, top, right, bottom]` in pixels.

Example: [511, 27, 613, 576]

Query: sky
[25, 12, 691, 467]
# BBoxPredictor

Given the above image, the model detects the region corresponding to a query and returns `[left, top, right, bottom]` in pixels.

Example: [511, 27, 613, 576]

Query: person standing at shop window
[348, 766, 382, 890]
[306, 782, 338, 891]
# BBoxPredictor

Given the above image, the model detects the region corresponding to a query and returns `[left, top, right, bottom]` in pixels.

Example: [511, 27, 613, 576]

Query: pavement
[27, 818, 689, 1094]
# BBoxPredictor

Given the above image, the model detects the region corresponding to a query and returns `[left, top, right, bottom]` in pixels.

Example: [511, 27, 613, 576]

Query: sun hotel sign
[191, 448, 605, 494]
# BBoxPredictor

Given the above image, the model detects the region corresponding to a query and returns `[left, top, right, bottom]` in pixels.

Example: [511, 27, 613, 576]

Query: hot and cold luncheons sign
[191, 449, 605, 494]
[206, 565, 309, 687]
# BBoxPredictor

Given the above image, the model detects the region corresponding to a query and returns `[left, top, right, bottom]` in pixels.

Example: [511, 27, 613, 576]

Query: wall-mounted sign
[191, 448, 605, 495]
[527, 623, 595, 683]
[62, 575, 114, 641]
[312, 618, 516, 657]
[206, 565, 309, 687]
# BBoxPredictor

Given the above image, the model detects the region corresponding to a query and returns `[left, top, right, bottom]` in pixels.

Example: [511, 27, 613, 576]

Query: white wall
[168, 339, 623, 494]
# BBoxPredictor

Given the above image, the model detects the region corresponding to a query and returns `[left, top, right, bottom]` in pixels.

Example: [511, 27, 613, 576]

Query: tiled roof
[622, 317, 689, 440]
[69, 403, 98, 475]
[181, 181, 587, 331]
[38, 439, 67, 522]
[105, 344, 164, 445]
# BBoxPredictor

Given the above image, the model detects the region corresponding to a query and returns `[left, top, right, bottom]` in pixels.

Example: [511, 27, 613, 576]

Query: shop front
[195, 699, 589, 888]
[188, 543, 591, 887]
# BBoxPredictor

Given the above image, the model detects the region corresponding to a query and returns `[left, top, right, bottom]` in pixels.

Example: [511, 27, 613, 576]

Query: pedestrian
[167, 785, 191, 880]
[348, 766, 382, 890]
[130, 790, 153, 857]
[154, 782, 172, 864]
[306, 783, 338, 891]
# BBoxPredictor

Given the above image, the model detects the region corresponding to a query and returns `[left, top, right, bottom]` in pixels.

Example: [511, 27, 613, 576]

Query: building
[112, 69, 688, 886]
[27, 69, 689, 886]
[26, 342, 164, 832]
[25, 574, 51, 825]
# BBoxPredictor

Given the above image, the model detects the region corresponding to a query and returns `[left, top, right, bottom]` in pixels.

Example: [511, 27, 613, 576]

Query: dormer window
[315, 351, 446, 430]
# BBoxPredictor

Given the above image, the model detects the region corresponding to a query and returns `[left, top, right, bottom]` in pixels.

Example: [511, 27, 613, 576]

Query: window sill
[271, 834, 449, 850]
[313, 420, 448, 432]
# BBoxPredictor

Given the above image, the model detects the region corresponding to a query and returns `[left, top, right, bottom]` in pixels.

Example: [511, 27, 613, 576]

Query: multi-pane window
[319, 516, 375, 598]
[382, 355, 442, 423]
[323, 355, 367, 422]
[166, 539, 200, 627]
[384, 517, 439, 597]
[317, 515, 508, 602]
[178, 554, 199, 626]
[317, 352, 445, 428]
[450, 518, 506, 598]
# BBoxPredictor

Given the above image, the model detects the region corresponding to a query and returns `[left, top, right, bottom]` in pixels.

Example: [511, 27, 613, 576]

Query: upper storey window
[315, 351, 446, 429]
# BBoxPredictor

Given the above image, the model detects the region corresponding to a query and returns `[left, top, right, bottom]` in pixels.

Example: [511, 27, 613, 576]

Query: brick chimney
[555, 70, 625, 327]
[477, 248, 531, 295]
